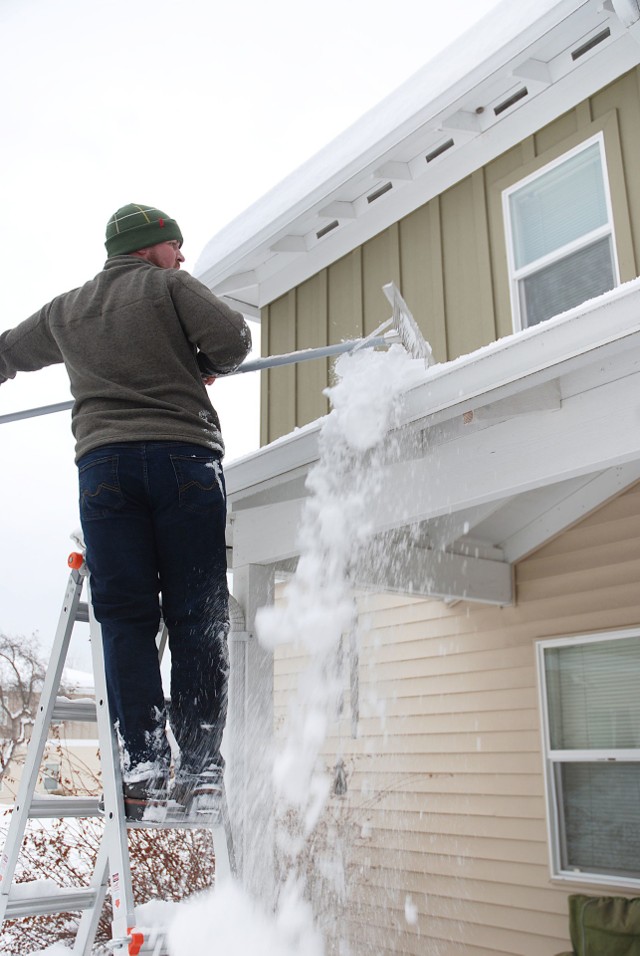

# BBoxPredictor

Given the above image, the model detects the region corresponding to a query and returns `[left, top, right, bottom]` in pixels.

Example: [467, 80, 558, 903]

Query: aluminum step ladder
[0, 551, 236, 954]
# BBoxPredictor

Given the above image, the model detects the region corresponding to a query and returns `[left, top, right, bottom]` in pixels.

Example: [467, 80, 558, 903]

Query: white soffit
[195, 0, 640, 311]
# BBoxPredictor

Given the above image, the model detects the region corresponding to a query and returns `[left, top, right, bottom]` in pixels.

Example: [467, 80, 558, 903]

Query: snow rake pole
[0, 282, 433, 426]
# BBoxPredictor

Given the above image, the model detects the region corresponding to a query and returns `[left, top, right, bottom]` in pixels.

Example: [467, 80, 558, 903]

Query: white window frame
[536, 627, 640, 890]
[503, 132, 620, 332]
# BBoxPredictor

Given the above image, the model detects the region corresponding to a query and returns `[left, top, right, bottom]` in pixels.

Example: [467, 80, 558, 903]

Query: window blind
[559, 762, 640, 878]
[520, 236, 615, 326]
[545, 636, 640, 750]
[509, 142, 609, 269]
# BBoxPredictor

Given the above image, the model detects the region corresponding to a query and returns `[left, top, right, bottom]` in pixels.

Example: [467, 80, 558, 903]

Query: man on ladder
[0, 204, 251, 819]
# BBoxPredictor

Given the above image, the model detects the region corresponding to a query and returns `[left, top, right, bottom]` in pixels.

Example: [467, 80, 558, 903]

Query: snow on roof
[195, 0, 565, 267]
[194, 0, 611, 301]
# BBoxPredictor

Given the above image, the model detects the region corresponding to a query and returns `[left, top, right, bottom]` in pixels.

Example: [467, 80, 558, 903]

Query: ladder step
[27, 795, 102, 818]
[125, 801, 225, 830]
[52, 696, 97, 721]
[5, 884, 97, 919]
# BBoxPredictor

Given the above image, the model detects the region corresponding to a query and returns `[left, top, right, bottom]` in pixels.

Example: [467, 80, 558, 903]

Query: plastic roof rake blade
[383, 281, 434, 366]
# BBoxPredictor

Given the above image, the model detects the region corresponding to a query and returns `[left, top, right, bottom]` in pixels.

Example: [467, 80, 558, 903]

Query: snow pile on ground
[168, 879, 322, 956]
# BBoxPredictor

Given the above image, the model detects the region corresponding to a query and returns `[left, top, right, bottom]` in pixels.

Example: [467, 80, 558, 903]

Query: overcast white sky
[0, 0, 502, 664]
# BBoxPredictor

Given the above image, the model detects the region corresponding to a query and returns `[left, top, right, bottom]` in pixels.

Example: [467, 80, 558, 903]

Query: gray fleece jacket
[0, 256, 251, 460]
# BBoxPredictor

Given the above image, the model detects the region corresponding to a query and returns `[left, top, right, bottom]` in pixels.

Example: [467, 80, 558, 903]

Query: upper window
[537, 629, 640, 889]
[503, 135, 619, 330]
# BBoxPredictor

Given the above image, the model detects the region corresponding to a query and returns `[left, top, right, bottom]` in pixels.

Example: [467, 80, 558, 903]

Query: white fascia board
[501, 461, 640, 561]
[194, 0, 592, 292]
[226, 420, 321, 501]
[401, 275, 640, 427]
[225, 276, 640, 505]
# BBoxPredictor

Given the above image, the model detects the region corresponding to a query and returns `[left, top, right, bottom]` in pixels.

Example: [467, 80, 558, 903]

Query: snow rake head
[382, 281, 434, 366]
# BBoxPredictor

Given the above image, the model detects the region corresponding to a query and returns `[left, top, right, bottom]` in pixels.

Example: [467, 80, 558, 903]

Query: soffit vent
[426, 138, 455, 163]
[316, 220, 339, 239]
[367, 181, 393, 203]
[494, 86, 529, 116]
[571, 27, 611, 60]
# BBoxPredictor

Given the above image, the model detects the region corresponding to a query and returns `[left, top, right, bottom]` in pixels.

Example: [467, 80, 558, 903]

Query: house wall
[0, 713, 100, 806]
[261, 66, 640, 446]
[273, 481, 640, 955]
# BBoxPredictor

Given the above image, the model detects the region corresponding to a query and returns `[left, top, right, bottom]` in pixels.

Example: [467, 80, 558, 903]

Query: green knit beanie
[105, 204, 183, 257]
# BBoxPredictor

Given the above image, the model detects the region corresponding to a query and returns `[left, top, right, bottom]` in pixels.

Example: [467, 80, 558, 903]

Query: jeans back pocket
[78, 455, 124, 521]
[170, 455, 226, 515]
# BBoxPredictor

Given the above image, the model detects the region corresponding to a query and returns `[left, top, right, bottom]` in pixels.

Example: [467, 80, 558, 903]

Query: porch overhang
[225, 278, 640, 605]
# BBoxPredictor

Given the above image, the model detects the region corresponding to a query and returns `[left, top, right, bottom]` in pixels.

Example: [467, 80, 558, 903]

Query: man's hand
[202, 375, 216, 386]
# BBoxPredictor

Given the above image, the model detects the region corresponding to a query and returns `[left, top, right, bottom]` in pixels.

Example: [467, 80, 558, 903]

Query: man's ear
[130, 247, 151, 260]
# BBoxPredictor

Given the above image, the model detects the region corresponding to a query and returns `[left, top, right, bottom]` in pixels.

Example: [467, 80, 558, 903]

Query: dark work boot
[122, 773, 169, 822]
[171, 764, 223, 817]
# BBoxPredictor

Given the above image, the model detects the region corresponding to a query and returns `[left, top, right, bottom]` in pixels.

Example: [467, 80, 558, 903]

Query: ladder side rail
[71, 833, 111, 956]
[0, 569, 84, 920]
[216, 780, 236, 881]
[87, 581, 137, 946]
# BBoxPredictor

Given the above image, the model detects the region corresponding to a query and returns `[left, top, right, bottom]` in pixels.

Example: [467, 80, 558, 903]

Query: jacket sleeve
[0, 305, 64, 384]
[169, 271, 252, 375]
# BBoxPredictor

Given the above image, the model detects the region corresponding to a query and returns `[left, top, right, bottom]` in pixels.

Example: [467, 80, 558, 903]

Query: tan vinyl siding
[262, 67, 640, 445]
[273, 482, 640, 954]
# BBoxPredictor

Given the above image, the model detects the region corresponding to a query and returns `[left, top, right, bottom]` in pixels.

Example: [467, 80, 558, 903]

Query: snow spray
[168, 344, 427, 956]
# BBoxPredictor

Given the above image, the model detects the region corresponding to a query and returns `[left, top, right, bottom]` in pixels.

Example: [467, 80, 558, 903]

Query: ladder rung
[5, 884, 97, 918]
[126, 803, 224, 829]
[52, 696, 97, 721]
[28, 795, 102, 818]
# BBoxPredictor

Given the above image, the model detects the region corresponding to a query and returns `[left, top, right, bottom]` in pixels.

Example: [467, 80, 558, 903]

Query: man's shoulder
[167, 268, 207, 291]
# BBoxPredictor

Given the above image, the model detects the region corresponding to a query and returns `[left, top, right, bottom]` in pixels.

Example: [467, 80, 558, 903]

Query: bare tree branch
[0, 633, 46, 781]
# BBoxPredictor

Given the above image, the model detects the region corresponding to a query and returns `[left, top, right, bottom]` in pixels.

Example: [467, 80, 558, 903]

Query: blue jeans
[78, 442, 229, 778]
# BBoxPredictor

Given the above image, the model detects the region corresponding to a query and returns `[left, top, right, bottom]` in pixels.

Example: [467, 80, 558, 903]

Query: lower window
[537, 629, 640, 888]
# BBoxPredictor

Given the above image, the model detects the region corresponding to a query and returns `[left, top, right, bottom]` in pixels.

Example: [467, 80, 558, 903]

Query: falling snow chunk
[404, 895, 419, 925]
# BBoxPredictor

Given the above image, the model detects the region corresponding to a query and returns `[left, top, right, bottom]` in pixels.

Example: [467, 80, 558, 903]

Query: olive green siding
[261, 67, 640, 446]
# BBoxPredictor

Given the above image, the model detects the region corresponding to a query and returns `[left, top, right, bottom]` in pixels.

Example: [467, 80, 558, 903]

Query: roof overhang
[226, 278, 640, 605]
[195, 0, 640, 315]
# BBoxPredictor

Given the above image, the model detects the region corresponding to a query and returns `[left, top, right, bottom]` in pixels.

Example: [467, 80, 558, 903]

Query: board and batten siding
[261, 66, 640, 446]
[273, 481, 640, 955]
